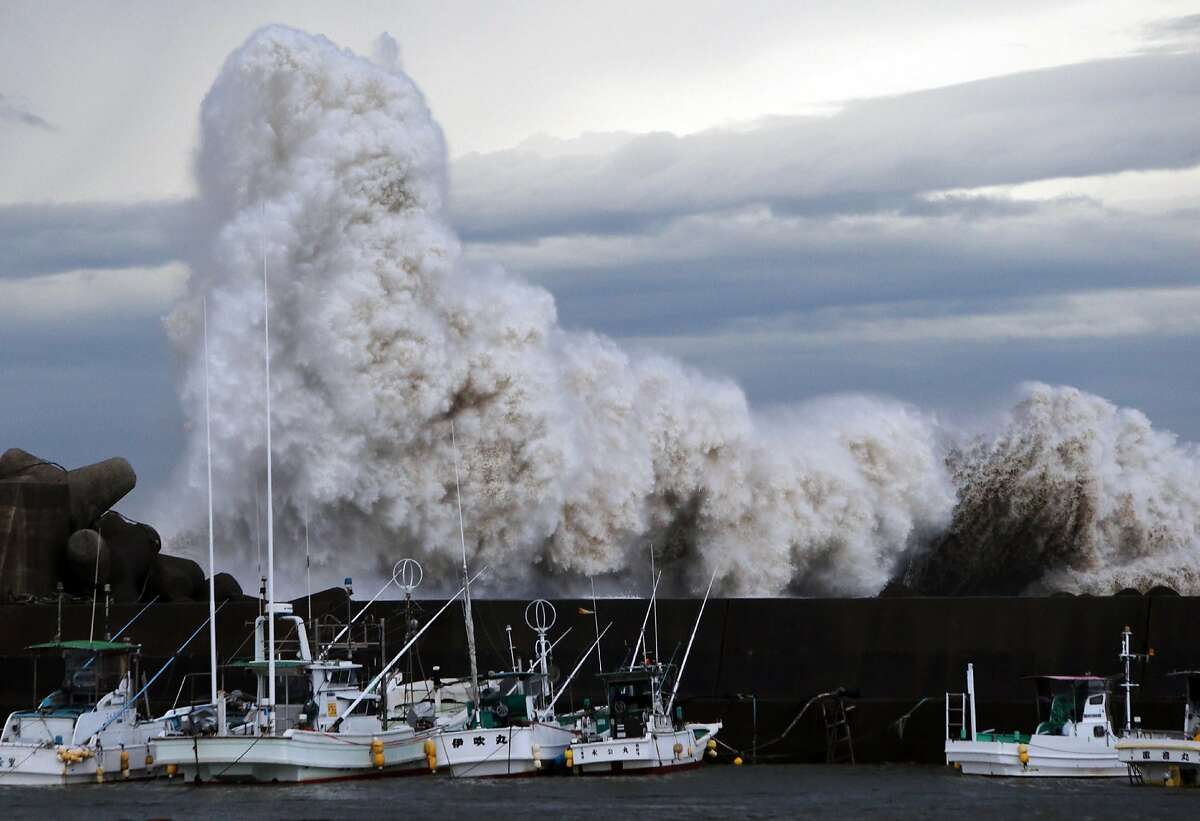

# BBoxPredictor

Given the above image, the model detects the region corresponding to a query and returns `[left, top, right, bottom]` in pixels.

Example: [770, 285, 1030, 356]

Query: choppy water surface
[1, 765, 1193, 820]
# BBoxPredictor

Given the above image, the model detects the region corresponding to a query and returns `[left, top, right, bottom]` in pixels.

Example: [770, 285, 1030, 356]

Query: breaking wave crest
[902, 384, 1200, 595]
[158, 27, 1200, 597]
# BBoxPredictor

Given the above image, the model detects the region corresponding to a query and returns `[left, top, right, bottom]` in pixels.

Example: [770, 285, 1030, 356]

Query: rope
[0, 743, 49, 779]
[210, 728, 268, 780]
[890, 695, 942, 740]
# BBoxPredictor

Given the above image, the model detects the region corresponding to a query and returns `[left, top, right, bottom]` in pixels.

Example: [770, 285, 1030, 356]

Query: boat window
[326, 669, 357, 686]
[1088, 694, 1103, 705]
[349, 699, 375, 716]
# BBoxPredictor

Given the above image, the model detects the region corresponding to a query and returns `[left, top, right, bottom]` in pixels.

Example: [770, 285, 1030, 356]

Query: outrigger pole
[548, 622, 613, 713]
[665, 566, 719, 714]
[318, 569, 406, 660]
[590, 575, 603, 673]
[96, 601, 229, 735]
[80, 595, 161, 671]
[332, 567, 488, 730]
[629, 571, 663, 669]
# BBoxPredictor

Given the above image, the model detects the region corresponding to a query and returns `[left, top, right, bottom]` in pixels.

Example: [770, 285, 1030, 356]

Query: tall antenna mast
[263, 213, 276, 733]
[254, 483, 263, 616]
[304, 502, 312, 631]
[450, 420, 480, 715]
[1120, 626, 1139, 733]
[203, 297, 218, 706]
[650, 543, 660, 663]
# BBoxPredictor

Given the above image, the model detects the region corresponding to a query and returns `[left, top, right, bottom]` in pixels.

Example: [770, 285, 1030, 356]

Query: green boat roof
[27, 639, 136, 653]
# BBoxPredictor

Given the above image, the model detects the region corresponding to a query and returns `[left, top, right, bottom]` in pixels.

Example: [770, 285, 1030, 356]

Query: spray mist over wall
[161, 26, 1200, 598]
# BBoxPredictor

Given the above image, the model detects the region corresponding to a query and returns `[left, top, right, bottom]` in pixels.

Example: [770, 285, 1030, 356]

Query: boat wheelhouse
[945, 664, 1124, 777]
[1116, 670, 1200, 787]
[0, 639, 169, 785]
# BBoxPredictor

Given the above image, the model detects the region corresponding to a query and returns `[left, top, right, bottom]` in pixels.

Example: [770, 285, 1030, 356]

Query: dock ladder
[821, 695, 856, 764]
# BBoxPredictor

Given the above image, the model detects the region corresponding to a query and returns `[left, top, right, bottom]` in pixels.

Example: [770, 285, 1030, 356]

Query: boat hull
[571, 723, 720, 775]
[436, 723, 575, 778]
[0, 742, 156, 786]
[946, 736, 1125, 777]
[151, 727, 437, 784]
[1117, 737, 1200, 787]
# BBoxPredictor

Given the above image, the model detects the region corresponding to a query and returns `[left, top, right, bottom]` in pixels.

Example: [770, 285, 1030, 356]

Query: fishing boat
[0, 638, 169, 784]
[568, 567, 721, 775]
[568, 665, 720, 774]
[435, 600, 580, 778]
[1116, 670, 1200, 787]
[151, 596, 469, 783]
[944, 631, 1131, 777]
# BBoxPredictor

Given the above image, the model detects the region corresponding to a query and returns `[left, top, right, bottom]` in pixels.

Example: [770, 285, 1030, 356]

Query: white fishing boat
[945, 665, 1124, 776]
[1116, 670, 1200, 787]
[0, 638, 169, 785]
[568, 567, 721, 775]
[569, 666, 720, 774]
[435, 600, 581, 778]
[151, 598, 468, 783]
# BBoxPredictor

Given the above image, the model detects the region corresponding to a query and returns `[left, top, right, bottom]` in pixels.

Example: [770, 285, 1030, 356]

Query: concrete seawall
[1, 594, 1194, 763]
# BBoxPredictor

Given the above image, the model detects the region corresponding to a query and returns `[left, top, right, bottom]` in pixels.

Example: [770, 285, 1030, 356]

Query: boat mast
[629, 571, 662, 669]
[1120, 626, 1137, 733]
[590, 575, 603, 673]
[203, 297, 218, 706]
[450, 421, 481, 715]
[263, 217, 276, 734]
[966, 663, 978, 741]
[304, 504, 312, 634]
[650, 543, 659, 664]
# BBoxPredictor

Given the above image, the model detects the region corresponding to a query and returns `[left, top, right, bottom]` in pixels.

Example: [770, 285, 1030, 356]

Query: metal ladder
[821, 695, 856, 764]
[946, 691, 967, 740]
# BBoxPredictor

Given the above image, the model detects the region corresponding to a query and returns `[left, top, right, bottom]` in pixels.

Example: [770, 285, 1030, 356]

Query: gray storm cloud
[160, 26, 1200, 598]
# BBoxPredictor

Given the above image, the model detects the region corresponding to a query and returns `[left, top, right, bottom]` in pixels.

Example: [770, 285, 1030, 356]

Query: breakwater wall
[1, 594, 1195, 763]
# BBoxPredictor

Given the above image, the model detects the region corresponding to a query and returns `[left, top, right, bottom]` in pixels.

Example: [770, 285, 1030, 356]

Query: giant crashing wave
[158, 26, 1200, 598]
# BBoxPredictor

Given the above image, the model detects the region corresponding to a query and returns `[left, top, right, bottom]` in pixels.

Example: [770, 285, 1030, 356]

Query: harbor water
[1, 765, 1194, 820]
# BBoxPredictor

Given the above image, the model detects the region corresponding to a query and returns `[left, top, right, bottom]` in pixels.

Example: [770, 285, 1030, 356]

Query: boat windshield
[1032, 678, 1107, 734]
[41, 649, 130, 710]
[325, 669, 357, 686]
[607, 678, 656, 715]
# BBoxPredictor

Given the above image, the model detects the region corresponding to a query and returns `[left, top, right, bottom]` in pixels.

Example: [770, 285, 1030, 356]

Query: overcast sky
[2, 1, 1199, 520]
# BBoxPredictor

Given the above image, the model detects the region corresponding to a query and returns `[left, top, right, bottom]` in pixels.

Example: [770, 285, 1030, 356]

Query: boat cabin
[597, 664, 674, 740]
[0, 639, 139, 747]
[1027, 675, 1114, 738]
[474, 670, 548, 728]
